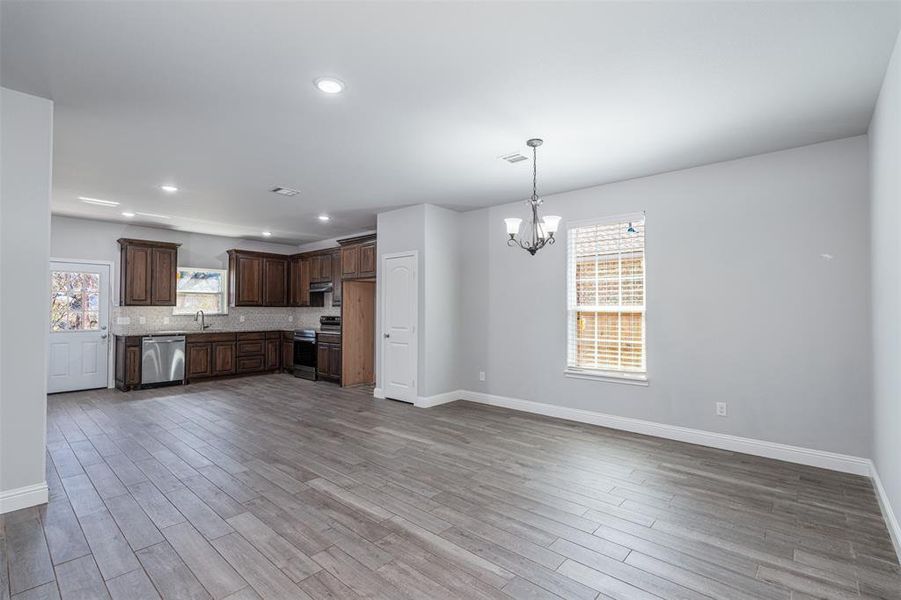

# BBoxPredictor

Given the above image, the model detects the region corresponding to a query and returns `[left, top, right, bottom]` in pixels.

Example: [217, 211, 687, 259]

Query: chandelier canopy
[504, 138, 561, 256]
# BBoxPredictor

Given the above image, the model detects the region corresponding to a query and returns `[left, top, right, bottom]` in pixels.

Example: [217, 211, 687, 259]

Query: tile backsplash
[112, 304, 339, 336]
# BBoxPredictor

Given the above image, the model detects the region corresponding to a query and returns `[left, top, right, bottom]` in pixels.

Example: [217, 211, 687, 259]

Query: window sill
[563, 368, 649, 386]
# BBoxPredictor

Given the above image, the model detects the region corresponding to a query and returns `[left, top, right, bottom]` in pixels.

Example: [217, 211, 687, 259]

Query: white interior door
[47, 261, 110, 393]
[381, 252, 417, 403]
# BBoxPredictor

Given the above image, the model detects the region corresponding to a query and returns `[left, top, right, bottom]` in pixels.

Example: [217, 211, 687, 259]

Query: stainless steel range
[292, 329, 317, 380]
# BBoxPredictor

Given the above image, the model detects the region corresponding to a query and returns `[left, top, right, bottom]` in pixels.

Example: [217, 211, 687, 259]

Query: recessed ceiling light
[314, 77, 345, 94]
[121, 212, 135, 218]
[135, 212, 171, 219]
[270, 187, 300, 196]
[160, 185, 178, 193]
[318, 215, 330, 222]
[262, 231, 272, 237]
[79, 196, 119, 207]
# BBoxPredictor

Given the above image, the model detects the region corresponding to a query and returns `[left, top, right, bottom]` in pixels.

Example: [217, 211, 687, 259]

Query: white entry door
[381, 251, 417, 403]
[47, 261, 110, 393]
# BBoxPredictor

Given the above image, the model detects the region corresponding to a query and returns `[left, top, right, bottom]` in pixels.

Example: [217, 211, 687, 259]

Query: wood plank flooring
[2, 374, 899, 599]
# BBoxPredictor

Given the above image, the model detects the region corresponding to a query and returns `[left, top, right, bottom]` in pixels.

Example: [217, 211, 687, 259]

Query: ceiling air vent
[499, 152, 529, 164]
[270, 186, 301, 196]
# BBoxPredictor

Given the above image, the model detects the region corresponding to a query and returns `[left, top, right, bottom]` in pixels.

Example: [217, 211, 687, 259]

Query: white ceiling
[2, 1, 899, 244]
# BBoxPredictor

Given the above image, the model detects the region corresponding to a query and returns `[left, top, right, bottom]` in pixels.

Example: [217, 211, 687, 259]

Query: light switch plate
[139, 316, 146, 325]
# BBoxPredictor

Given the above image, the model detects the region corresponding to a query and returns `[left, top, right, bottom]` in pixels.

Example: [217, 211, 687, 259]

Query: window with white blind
[566, 214, 647, 382]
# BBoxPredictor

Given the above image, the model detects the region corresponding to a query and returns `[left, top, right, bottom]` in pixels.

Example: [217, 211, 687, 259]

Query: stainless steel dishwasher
[141, 335, 186, 385]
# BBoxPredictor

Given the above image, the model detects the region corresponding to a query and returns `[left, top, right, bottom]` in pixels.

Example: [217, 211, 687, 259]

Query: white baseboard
[373, 387, 385, 399]
[415, 389, 464, 408]
[870, 461, 901, 562]
[456, 390, 872, 476]
[0, 482, 48, 514]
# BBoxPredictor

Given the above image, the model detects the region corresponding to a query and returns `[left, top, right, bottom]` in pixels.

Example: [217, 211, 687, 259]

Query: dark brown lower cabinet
[187, 343, 212, 379]
[281, 332, 293, 374]
[178, 330, 285, 384]
[116, 330, 289, 389]
[115, 336, 142, 391]
[317, 333, 341, 383]
[213, 342, 236, 376]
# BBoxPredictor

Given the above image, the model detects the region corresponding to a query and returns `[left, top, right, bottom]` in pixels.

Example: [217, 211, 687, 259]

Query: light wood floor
[1, 374, 898, 600]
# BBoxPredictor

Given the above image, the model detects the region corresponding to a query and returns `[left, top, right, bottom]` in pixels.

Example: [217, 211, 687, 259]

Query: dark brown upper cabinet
[262, 256, 288, 306]
[228, 250, 288, 307]
[289, 256, 324, 308]
[337, 234, 377, 280]
[309, 252, 333, 283]
[118, 239, 180, 306]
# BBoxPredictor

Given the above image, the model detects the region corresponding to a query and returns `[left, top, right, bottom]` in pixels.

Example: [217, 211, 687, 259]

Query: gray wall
[459, 136, 872, 457]
[422, 205, 461, 397]
[870, 31, 901, 528]
[376, 205, 426, 395]
[0, 88, 53, 503]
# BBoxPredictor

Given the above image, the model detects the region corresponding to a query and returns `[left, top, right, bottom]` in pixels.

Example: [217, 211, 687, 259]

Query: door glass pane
[50, 271, 101, 331]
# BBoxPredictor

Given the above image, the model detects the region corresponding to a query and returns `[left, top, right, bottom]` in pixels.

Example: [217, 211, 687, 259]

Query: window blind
[567, 215, 646, 375]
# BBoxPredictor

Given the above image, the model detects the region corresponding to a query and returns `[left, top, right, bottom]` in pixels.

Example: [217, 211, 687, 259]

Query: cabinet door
[282, 338, 293, 371]
[125, 345, 141, 385]
[289, 258, 309, 307]
[187, 343, 212, 378]
[265, 339, 280, 370]
[123, 245, 152, 305]
[359, 242, 376, 277]
[319, 253, 332, 282]
[212, 342, 236, 376]
[329, 344, 342, 380]
[150, 247, 178, 305]
[237, 355, 265, 373]
[332, 255, 342, 307]
[341, 245, 359, 278]
[309, 255, 322, 282]
[234, 254, 263, 306]
[262, 257, 288, 306]
[317, 343, 330, 376]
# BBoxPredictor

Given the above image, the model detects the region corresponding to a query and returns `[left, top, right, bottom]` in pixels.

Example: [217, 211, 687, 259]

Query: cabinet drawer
[237, 340, 265, 356]
[237, 355, 265, 373]
[318, 333, 341, 345]
[236, 331, 265, 341]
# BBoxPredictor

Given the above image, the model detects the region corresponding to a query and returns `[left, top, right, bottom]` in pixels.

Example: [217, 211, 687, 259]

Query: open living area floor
[1, 375, 899, 600]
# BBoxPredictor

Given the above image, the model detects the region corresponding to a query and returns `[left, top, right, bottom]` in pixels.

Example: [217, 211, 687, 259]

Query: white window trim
[173, 267, 229, 316]
[566, 212, 648, 382]
[563, 367, 649, 386]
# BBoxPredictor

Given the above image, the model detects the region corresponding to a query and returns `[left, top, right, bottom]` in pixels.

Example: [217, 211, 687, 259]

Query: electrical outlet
[716, 402, 727, 417]
[163, 317, 170, 324]
[479, 371, 486, 382]
[239, 315, 246, 322]
[116, 316, 130, 325]
[288, 315, 294, 322]
[139, 316, 146, 325]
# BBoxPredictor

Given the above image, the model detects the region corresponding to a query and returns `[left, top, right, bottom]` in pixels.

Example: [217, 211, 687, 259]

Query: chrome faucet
[193, 310, 210, 331]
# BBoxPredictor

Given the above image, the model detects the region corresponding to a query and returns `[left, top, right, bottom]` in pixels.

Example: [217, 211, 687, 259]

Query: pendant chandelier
[504, 138, 561, 256]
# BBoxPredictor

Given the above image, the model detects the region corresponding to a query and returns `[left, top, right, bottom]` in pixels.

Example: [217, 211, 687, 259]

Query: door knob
[100, 333, 108, 339]
[383, 333, 390, 338]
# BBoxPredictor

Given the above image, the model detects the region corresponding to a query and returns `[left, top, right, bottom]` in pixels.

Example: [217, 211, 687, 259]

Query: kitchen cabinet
[266, 337, 280, 370]
[114, 336, 142, 391]
[228, 250, 288, 307]
[289, 256, 323, 307]
[331, 249, 343, 307]
[317, 332, 342, 383]
[212, 342, 236, 376]
[118, 239, 180, 306]
[187, 343, 212, 379]
[337, 235, 377, 280]
[310, 252, 333, 283]
[281, 332, 294, 374]
[262, 256, 288, 306]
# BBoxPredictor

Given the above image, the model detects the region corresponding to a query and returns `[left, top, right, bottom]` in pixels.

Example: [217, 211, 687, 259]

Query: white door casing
[47, 260, 111, 393]
[381, 251, 418, 403]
